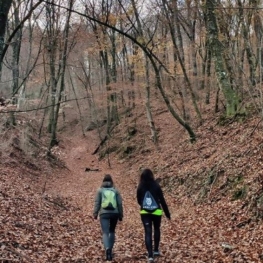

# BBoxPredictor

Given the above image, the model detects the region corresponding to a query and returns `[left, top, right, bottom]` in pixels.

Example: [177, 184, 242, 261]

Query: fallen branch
[92, 123, 118, 155]
[85, 167, 99, 172]
[0, 258, 19, 262]
[236, 218, 252, 228]
[92, 135, 108, 155]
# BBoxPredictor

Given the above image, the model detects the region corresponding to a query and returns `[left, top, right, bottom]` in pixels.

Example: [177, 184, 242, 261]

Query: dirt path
[46, 132, 112, 208]
[3, 111, 263, 262]
[44, 132, 148, 262]
[44, 131, 259, 263]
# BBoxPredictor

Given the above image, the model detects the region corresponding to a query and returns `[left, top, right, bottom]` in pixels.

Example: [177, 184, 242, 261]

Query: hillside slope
[1, 103, 263, 262]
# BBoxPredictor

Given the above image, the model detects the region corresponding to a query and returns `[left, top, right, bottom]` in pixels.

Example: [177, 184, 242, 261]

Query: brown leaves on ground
[2, 108, 263, 262]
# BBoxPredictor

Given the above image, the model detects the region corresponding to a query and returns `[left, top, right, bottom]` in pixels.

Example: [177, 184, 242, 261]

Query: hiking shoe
[148, 257, 154, 262]
[153, 251, 160, 256]
[106, 248, 112, 261]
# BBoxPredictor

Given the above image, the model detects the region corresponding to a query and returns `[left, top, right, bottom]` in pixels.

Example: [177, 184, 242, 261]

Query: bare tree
[39, 0, 76, 149]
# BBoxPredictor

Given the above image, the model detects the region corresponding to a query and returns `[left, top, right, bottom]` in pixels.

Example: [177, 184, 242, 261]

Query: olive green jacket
[93, 181, 123, 219]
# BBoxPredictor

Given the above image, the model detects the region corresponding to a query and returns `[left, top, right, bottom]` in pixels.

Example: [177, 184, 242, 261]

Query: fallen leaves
[3, 107, 263, 262]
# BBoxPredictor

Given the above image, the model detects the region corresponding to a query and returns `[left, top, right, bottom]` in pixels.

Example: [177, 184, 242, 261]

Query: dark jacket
[93, 181, 123, 219]
[137, 181, 170, 219]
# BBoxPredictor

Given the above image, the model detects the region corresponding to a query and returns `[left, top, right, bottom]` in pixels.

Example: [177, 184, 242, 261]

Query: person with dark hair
[137, 168, 170, 262]
[93, 174, 123, 261]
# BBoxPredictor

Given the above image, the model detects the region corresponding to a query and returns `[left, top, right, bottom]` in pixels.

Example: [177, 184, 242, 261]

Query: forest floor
[2, 101, 263, 263]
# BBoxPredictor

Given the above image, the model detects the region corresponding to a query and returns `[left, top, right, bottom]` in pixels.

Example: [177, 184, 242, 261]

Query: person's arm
[116, 190, 123, 220]
[93, 189, 101, 219]
[136, 186, 142, 206]
[158, 186, 171, 219]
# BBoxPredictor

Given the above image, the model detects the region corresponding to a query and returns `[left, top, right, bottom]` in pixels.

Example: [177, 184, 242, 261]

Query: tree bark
[0, 0, 12, 76]
[11, 0, 22, 104]
[205, 0, 239, 116]
[49, 0, 74, 149]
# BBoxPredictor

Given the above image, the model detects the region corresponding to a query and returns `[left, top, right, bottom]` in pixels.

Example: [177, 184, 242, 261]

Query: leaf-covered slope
[2, 106, 263, 262]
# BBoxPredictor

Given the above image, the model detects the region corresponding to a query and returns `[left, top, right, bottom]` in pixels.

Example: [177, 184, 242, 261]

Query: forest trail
[40, 129, 263, 263]
[44, 131, 163, 262]
[3, 121, 263, 262]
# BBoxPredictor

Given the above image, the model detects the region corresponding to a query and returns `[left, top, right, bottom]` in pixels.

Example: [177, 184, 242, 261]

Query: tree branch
[1, 0, 44, 63]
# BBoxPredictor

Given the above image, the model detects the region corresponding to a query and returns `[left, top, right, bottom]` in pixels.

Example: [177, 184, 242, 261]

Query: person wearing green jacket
[93, 174, 123, 261]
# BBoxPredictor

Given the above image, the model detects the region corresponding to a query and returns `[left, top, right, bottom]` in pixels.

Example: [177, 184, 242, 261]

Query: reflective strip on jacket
[140, 208, 163, 216]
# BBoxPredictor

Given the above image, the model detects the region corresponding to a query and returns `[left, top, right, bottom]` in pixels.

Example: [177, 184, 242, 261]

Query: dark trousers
[100, 214, 118, 249]
[141, 214, 162, 258]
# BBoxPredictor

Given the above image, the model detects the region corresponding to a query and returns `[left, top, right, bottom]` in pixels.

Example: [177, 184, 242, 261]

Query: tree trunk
[0, 0, 12, 76]
[205, 0, 239, 117]
[49, 0, 73, 149]
[152, 56, 196, 142]
[11, 0, 22, 103]
[161, 0, 202, 123]
[131, 0, 158, 143]
[128, 0, 196, 142]
[145, 56, 158, 143]
[45, 0, 59, 146]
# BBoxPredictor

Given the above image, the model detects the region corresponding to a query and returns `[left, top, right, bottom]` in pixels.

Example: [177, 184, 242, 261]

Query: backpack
[101, 188, 117, 210]
[142, 191, 159, 212]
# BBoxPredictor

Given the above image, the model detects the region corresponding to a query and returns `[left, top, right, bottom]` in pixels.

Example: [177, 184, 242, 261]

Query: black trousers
[100, 214, 119, 249]
[141, 214, 162, 258]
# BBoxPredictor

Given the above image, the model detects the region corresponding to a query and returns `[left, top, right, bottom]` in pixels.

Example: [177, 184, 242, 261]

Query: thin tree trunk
[129, 0, 196, 142]
[131, 0, 158, 143]
[49, 0, 73, 149]
[68, 69, 85, 136]
[145, 56, 158, 143]
[161, 0, 202, 123]
[11, 0, 22, 104]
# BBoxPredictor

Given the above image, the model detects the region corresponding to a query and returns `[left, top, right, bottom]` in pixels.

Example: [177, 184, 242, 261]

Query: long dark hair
[139, 168, 155, 185]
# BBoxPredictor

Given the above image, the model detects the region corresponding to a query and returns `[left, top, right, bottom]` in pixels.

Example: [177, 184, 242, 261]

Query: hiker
[137, 168, 171, 262]
[93, 174, 123, 261]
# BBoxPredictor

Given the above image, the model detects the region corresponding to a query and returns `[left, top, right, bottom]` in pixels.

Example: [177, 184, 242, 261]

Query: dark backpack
[142, 191, 158, 212]
[101, 188, 117, 210]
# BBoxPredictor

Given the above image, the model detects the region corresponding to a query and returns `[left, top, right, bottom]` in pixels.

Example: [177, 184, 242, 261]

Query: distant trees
[44, 0, 75, 149]
[1, 0, 263, 146]
[84, 1, 121, 134]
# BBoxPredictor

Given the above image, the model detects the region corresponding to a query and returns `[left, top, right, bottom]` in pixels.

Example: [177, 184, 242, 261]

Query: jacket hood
[101, 181, 113, 188]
